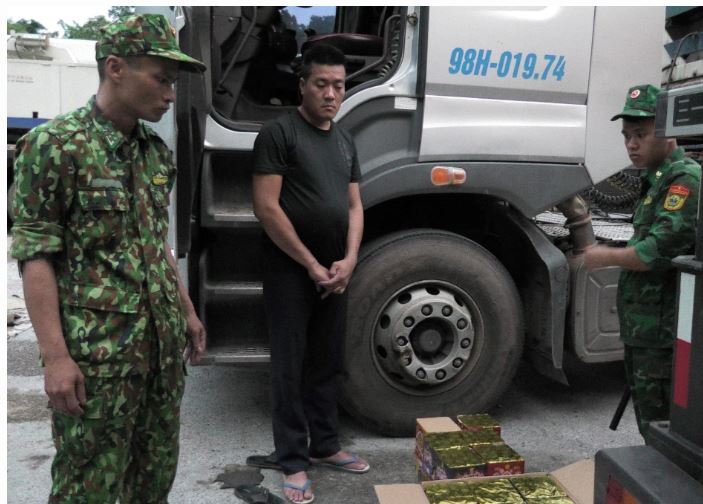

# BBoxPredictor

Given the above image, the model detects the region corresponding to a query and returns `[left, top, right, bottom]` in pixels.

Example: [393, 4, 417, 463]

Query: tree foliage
[58, 16, 110, 40]
[7, 6, 136, 40]
[59, 6, 135, 40]
[7, 18, 53, 36]
[308, 15, 334, 36]
[279, 10, 335, 50]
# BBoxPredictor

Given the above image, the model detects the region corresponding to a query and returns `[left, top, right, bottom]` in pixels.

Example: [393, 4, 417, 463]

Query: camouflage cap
[95, 13, 206, 73]
[611, 84, 660, 121]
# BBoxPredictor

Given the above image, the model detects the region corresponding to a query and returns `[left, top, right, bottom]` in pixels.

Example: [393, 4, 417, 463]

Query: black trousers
[262, 242, 347, 475]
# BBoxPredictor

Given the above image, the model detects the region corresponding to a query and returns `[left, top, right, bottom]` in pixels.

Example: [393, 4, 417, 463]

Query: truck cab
[160, 6, 664, 434]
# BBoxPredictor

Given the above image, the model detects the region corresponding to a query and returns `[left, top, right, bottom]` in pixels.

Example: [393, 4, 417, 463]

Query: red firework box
[416, 414, 524, 481]
[471, 443, 525, 476]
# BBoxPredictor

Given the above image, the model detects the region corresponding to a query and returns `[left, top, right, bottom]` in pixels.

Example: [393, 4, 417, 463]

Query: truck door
[420, 6, 594, 166]
[171, 6, 422, 370]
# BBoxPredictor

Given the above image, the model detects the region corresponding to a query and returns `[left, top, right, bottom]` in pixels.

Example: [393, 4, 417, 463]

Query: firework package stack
[416, 415, 524, 481]
[376, 458, 594, 504]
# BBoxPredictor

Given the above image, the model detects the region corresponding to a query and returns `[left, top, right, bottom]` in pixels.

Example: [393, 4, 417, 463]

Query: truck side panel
[420, 6, 594, 164]
[584, 6, 665, 185]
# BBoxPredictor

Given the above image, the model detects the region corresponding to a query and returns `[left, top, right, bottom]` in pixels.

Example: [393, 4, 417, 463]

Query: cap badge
[630, 89, 641, 99]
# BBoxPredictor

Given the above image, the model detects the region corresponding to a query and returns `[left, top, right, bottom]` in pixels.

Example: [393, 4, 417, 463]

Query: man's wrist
[41, 349, 73, 366]
[304, 257, 321, 271]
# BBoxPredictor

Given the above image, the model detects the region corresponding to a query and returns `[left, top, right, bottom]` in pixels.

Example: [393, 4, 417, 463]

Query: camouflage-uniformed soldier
[584, 84, 700, 441]
[10, 14, 207, 503]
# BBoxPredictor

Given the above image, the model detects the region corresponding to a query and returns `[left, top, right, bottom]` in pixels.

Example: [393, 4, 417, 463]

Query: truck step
[201, 151, 260, 229]
[201, 206, 260, 229]
[202, 281, 263, 303]
[535, 211, 634, 243]
[200, 343, 270, 365]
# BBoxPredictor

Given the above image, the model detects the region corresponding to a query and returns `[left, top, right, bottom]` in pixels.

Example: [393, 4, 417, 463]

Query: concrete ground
[7, 236, 642, 503]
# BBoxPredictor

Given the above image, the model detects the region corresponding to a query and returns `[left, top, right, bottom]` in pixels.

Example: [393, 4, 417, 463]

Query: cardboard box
[376, 459, 595, 504]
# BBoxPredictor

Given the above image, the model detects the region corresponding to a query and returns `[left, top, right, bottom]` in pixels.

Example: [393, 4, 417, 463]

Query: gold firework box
[421, 446, 487, 481]
[417, 418, 462, 477]
[471, 443, 525, 476]
[456, 414, 502, 435]
[376, 459, 593, 504]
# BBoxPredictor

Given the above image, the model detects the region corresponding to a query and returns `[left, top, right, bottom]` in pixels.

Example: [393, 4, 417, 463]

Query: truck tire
[341, 229, 524, 436]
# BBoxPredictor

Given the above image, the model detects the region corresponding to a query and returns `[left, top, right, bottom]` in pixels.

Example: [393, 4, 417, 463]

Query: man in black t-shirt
[252, 44, 368, 503]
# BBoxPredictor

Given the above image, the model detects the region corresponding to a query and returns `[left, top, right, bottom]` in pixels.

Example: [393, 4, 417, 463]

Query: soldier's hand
[44, 356, 86, 417]
[185, 312, 207, 365]
[583, 244, 610, 271]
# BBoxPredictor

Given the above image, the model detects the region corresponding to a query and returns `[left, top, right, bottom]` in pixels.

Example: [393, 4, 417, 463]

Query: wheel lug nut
[453, 358, 463, 368]
[416, 368, 427, 379]
[403, 356, 412, 366]
[421, 305, 433, 316]
[436, 370, 446, 380]
[457, 318, 467, 329]
[442, 305, 453, 316]
[396, 336, 408, 346]
[460, 338, 471, 349]
[404, 317, 415, 327]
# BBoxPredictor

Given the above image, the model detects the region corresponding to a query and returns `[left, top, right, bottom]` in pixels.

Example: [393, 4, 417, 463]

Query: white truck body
[7, 35, 98, 128]
[145, 6, 667, 435]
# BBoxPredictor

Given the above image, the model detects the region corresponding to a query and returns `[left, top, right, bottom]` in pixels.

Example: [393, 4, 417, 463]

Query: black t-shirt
[253, 110, 361, 267]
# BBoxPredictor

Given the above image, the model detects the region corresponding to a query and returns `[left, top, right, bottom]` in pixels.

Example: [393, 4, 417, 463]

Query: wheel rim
[371, 280, 482, 395]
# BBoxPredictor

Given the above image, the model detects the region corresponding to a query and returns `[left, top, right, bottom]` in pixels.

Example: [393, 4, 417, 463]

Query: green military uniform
[10, 14, 205, 503]
[612, 85, 701, 440]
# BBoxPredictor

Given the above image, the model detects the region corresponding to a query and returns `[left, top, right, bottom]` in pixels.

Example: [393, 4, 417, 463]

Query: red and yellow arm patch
[663, 184, 690, 211]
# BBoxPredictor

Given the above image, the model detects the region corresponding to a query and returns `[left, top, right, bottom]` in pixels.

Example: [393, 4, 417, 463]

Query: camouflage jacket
[11, 96, 186, 377]
[618, 147, 701, 347]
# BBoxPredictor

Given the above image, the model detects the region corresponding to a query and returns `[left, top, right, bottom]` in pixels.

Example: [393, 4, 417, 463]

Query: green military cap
[95, 13, 206, 73]
[611, 84, 660, 121]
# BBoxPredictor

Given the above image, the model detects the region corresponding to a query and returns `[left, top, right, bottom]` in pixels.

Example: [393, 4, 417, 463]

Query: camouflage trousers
[623, 344, 673, 442]
[49, 365, 185, 503]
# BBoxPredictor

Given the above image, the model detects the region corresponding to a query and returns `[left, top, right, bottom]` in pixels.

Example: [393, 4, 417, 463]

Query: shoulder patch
[152, 175, 169, 186]
[664, 184, 690, 211]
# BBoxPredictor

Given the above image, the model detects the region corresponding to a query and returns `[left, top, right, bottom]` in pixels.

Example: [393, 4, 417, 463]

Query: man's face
[621, 118, 672, 170]
[119, 56, 179, 123]
[299, 63, 346, 127]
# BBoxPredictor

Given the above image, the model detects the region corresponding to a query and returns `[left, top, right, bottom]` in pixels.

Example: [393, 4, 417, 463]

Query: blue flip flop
[282, 478, 314, 504]
[311, 454, 370, 474]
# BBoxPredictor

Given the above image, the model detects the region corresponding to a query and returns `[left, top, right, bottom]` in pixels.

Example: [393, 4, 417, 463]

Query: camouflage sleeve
[10, 130, 74, 261]
[634, 173, 700, 270]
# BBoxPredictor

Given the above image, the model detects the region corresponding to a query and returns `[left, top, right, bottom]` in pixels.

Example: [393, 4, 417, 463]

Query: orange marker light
[431, 166, 467, 186]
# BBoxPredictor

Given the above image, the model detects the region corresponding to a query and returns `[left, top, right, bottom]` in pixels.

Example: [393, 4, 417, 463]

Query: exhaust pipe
[556, 195, 596, 255]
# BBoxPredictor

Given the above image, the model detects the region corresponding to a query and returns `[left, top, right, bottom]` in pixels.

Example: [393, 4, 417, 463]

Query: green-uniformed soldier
[10, 13, 207, 503]
[584, 84, 701, 442]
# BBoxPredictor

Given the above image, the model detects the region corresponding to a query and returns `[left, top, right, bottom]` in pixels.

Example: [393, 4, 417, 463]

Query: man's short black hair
[622, 116, 655, 125]
[97, 55, 143, 82]
[300, 44, 346, 80]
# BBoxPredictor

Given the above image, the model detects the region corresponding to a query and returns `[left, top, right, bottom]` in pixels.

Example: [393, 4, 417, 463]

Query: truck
[6, 32, 98, 220]
[147, 6, 666, 435]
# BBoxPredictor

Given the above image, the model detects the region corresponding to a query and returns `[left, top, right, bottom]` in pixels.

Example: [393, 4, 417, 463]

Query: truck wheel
[341, 229, 524, 436]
